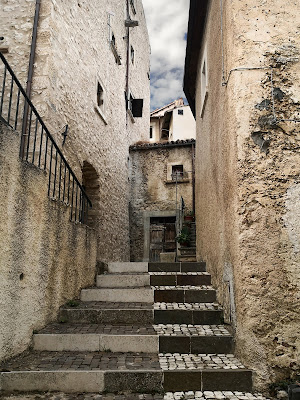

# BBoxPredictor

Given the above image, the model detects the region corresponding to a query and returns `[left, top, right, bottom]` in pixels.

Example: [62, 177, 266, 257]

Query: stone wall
[1, 0, 150, 262]
[0, 121, 97, 363]
[129, 143, 194, 261]
[194, 0, 300, 390]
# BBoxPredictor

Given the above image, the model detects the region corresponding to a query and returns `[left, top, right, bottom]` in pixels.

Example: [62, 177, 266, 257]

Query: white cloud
[142, 0, 190, 110]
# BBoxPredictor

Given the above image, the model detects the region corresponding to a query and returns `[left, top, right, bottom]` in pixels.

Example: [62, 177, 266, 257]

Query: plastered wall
[129, 144, 194, 261]
[194, 0, 300, 390]
[1, 0, 150, 262]
[0, 121, 97, 363]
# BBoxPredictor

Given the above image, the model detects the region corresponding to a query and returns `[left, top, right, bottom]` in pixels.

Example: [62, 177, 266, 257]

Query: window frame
[94, 76, 107, 124]
[199, 45, 208, 118]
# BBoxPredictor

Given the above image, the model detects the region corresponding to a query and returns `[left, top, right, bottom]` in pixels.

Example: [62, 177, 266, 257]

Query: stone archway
[82, 161, 99, 228]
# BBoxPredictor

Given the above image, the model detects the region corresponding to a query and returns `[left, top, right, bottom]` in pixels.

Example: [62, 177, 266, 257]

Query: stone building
[150, 98, 196, 142]
[184, 0, 300, 390]
[0, 0, 150, 363]
[129, 139, 195, 261]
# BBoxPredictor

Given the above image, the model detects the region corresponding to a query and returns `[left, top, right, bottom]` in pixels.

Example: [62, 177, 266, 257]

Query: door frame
[142, 210, 178, 262]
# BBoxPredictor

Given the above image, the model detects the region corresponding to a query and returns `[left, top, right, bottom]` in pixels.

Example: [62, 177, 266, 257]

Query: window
[95, 78, 107, 124]
[97, 83, 104, 109]
[171, 165, 183, 181]
[178, 109, 184, 115]
[150, 126, 153, 139]
[199, 45, 208, 117]
[130, 45, 135, 64]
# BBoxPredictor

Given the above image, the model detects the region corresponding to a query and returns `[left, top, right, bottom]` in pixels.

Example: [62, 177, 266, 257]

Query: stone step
[81, 287, 154, 303]
[0, 352, 252, 393]
[107, 262, 148, 273]
[163, 392, 269, 400]
[154, 286, 216, 303]
[0, 351, 162, 393]
[154, 303, 223, 325]
[149, 262, 206, 272]
[177, 256, 197, 262]
[97, 273, 150, 288]
[160, 354, 252, 392]
[150, 272, 211, 286]
[58, 302, 154, 325]
[32, 324, 233, 354]
[0, 391, 270, 399]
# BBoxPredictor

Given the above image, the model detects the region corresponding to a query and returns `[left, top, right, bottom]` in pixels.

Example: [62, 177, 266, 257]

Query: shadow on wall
[82, 161, 100, 229]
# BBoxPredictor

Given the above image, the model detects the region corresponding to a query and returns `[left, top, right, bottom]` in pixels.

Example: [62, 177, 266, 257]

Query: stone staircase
[0, 261, 269, 400]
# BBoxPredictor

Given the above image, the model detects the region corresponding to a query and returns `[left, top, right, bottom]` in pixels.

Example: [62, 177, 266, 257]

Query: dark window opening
[150, 126, 153, 139]
[178, 109, 184, 115]
[97, 83, 104, 108]
[82, 161, 100, 228]
[172, 165, 184, 181]
[130, 45, 135, 64]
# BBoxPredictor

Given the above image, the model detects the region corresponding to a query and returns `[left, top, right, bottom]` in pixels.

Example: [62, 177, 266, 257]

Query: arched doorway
[82, 161, 99, 228]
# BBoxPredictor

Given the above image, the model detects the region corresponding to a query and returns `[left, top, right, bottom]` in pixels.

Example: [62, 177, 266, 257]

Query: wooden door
[149, 221, 176, 261]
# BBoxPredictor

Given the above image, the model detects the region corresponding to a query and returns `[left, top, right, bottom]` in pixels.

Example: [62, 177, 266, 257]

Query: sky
[142, 0, 190, 111]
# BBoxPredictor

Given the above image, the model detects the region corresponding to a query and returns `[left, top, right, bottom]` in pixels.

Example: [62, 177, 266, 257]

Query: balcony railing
[0, 53, 92, 224]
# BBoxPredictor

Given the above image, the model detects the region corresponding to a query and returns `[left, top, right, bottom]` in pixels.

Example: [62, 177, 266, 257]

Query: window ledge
[200, 90, 208, 118]
[110, 43, 122, 65]
[165, 179, 190, 184]
[95, 105, 108, 125]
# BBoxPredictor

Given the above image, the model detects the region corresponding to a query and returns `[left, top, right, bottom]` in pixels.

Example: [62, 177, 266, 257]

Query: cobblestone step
[154, 286, 216, 303]
[149, 262, 206, 273]
[0, 351, 162, 393]
[0, 391, 271, 399]
[32, 324, 233, 354]
[81, 287, 154, 303]
[58, 302, 154, 325]
[150, 272, 211, 286]
[154, 303, 223, 325]
[0, 352, 252, 393]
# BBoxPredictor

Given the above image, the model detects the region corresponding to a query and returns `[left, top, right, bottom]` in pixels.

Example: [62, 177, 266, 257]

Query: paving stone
[158, 354, 245, 370]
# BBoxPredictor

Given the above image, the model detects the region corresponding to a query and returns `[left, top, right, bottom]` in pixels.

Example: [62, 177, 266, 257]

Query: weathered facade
[1, 0, 150, 262]
[184, 0, 300, 391]
[129, 140, 195, 261]
[0, 0, 150, 363]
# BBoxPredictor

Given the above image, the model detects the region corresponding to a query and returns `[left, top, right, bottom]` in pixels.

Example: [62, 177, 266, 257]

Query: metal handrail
[0, 52, 92, 223]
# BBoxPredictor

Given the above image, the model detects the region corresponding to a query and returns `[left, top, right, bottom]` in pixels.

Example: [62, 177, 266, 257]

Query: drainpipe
[20, 0, 41, 157]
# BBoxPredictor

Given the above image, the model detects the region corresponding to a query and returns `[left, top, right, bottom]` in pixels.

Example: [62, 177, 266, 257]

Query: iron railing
[0, 53, 92, 223]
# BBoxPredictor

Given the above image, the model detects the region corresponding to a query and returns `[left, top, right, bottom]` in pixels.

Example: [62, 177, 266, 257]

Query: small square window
[178, 109, 184, 115]
[95, 78, 107, 124]
[171, 165, 183, 181]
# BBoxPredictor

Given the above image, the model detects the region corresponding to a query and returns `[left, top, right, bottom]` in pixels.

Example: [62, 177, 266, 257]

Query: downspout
[125, 0, 130, 126]
[20, 0, 41, 157]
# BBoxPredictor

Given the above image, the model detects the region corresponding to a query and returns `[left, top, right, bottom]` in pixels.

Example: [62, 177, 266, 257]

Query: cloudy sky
[142, 0, 190, 111]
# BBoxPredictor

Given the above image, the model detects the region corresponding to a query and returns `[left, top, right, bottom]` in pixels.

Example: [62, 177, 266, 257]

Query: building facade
[0, 0, 150, 363]
[150, 98, 196, 143]
[184, 0, 300, 390]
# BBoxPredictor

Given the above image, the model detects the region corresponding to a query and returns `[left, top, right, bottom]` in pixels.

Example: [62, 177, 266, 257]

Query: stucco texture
[0, 121, 97, 363]
[194, 0, 300, 390]
[129, 144, 194, 261]
[1, 0, 150, 262]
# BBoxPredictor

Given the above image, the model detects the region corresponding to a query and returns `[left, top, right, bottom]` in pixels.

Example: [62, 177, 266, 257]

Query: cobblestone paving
[154, 303, 222, 310]
[153, 325, 230, 336]
[149, 272, 210, 276]
[159, 354, 245, 370]
[163, 392, 269, 400]
[39, 324, 157, 335]
[1, 352, 160, 371]
[0, 392, 270, 400]
[153, 286, 213, 291]
[61, 302, 154, 310]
